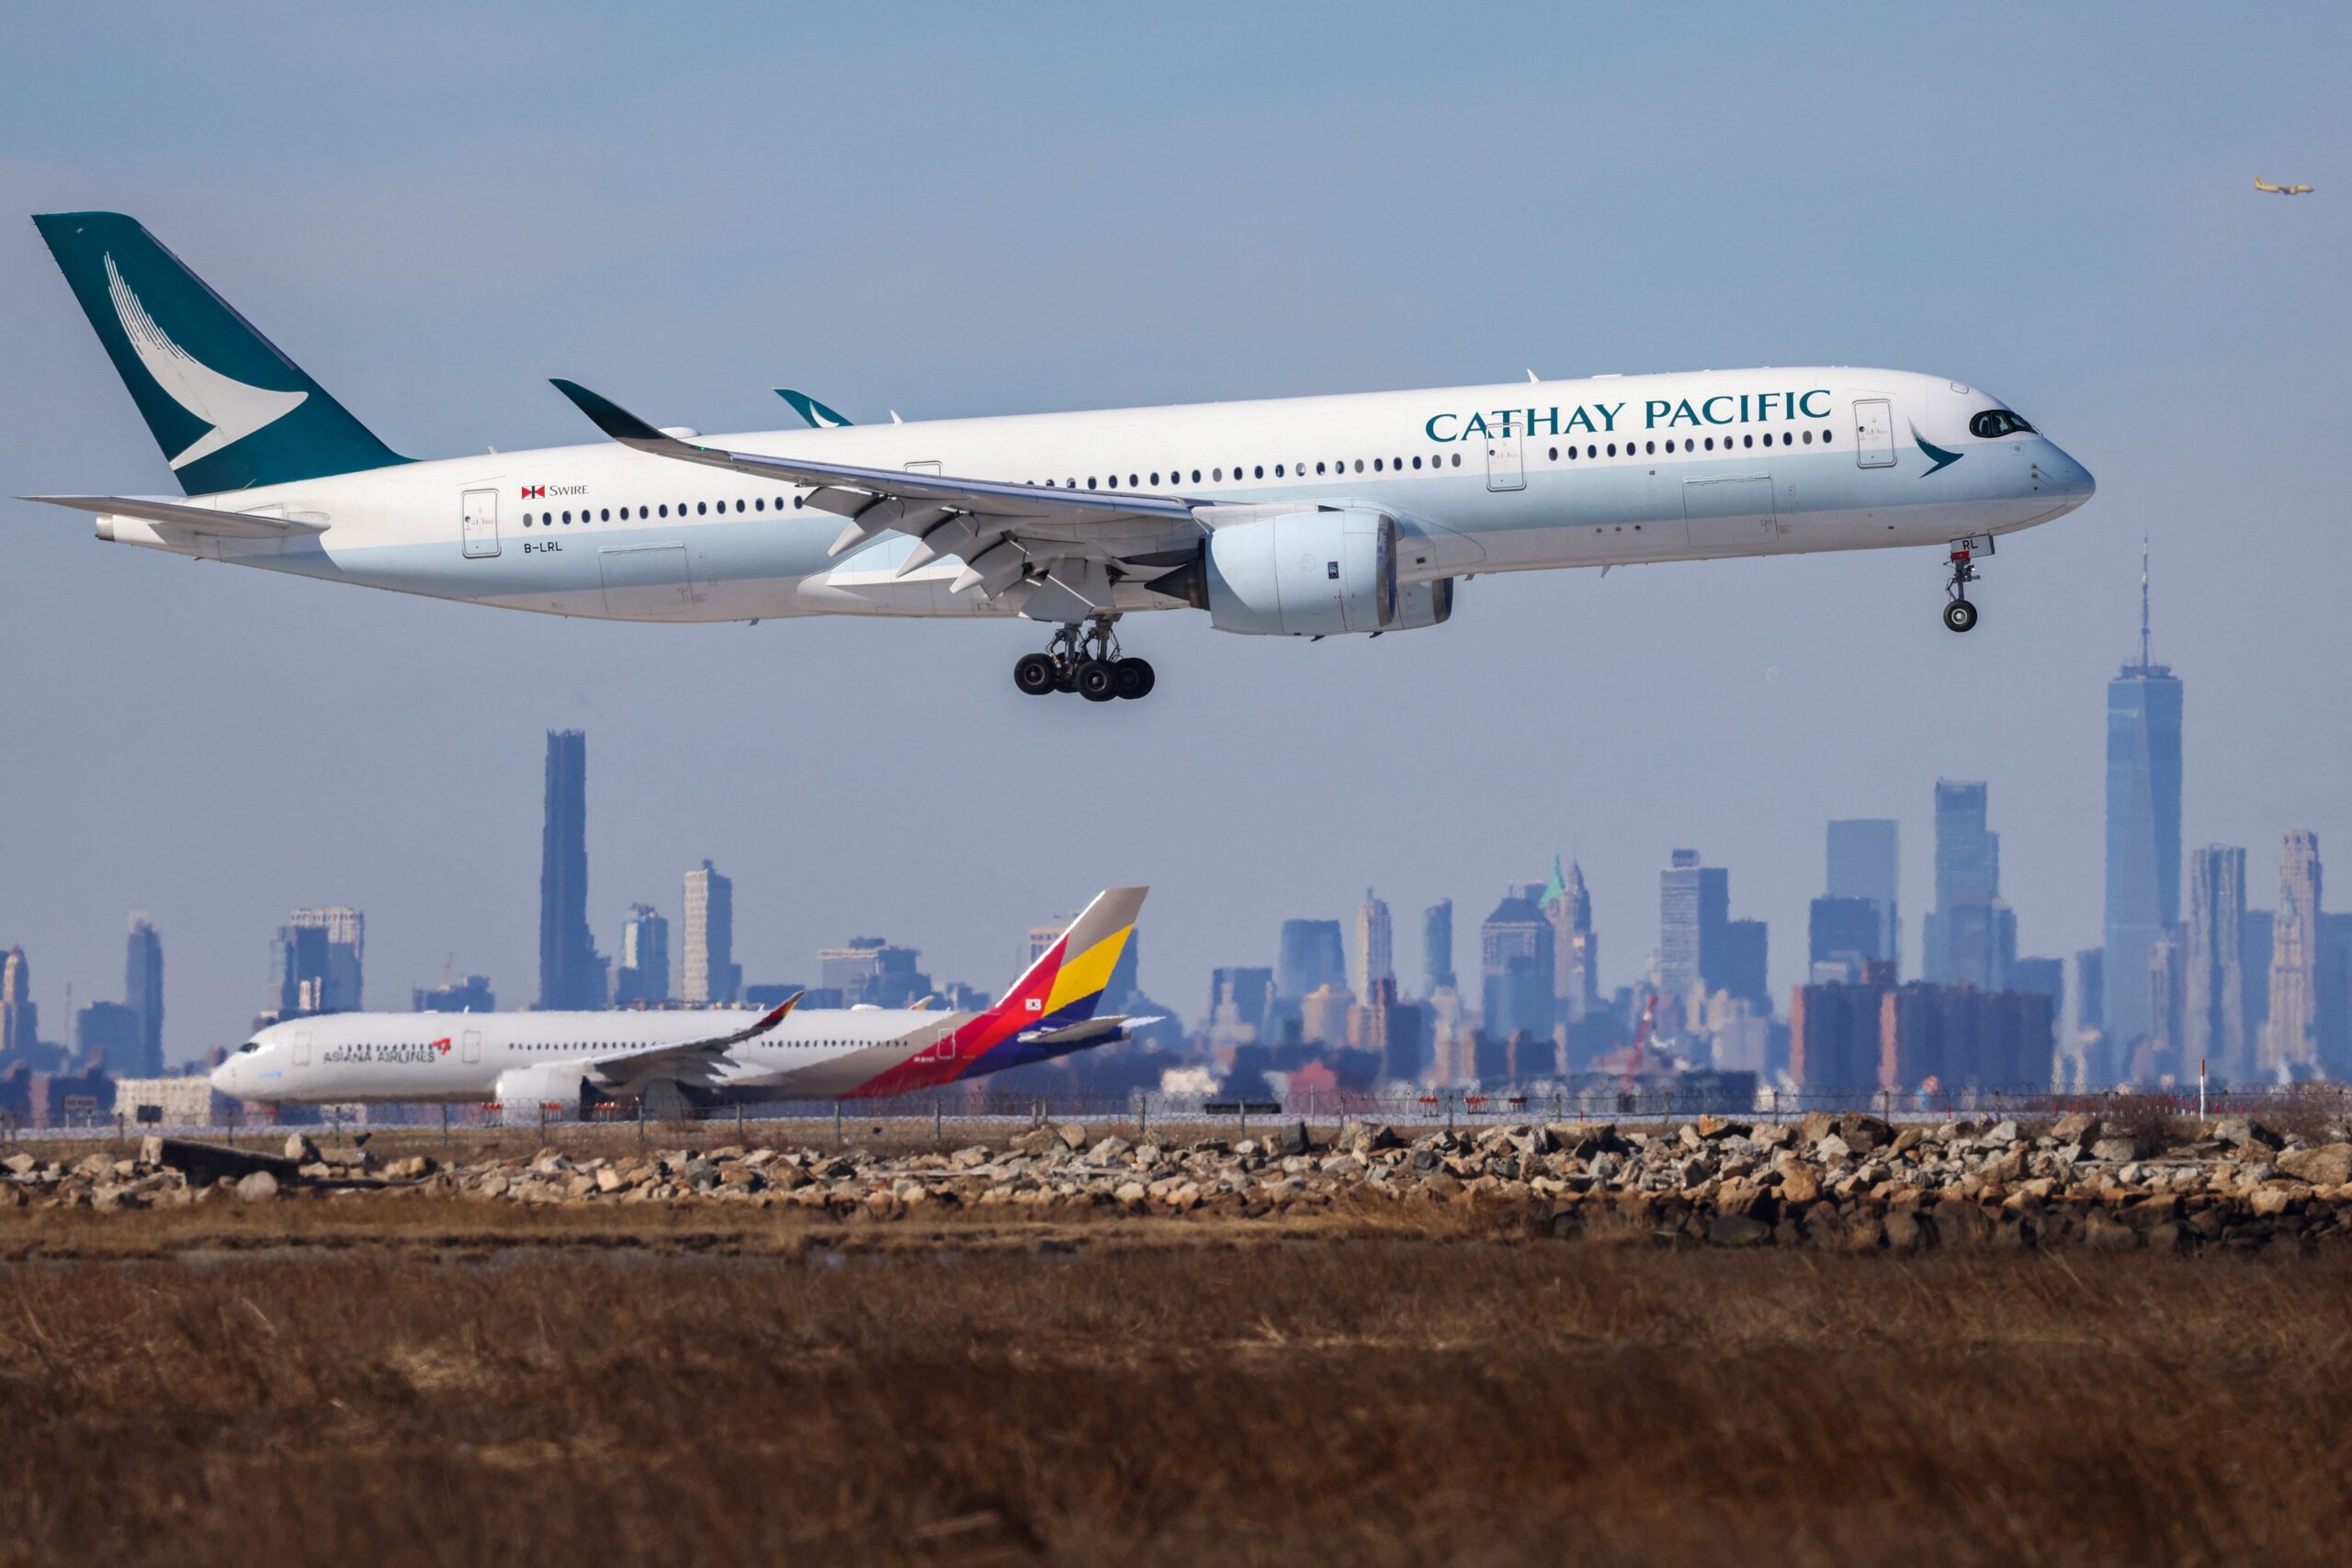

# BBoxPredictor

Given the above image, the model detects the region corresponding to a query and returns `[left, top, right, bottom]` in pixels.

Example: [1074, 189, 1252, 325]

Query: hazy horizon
[5, 3, 2347, 1061]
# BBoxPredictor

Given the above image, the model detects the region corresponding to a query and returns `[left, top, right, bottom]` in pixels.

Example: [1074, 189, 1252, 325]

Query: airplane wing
[21, 493, 328, 538]
[551, 379, 1208, 619]
[588, 993, 802, 1079]
[1020, 1014, 1163, 1055]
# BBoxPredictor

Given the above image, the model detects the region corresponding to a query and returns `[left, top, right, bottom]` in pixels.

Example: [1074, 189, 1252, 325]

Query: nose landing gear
[1943, 534, 1992, 634]
[1013, 616, 1156, 701]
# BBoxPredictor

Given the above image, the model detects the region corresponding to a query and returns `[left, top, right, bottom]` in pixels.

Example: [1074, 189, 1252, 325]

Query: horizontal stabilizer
[21, 493, 327, 537]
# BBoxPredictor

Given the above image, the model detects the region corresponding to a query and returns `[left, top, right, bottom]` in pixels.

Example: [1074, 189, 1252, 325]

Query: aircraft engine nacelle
[1204, 508, 1395, 636]
[492, 1065, 592, 1122]
[1391, 577, 1454, 630]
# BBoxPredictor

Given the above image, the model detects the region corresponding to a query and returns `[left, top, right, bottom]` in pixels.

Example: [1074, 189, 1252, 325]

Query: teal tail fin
[33, 211, 408, 494]
[775, 388, 854, 428]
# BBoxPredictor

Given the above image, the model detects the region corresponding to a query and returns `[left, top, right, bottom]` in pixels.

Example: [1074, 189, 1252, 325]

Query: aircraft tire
[1115, 659, 1155, 699]
[1014, 652, 1060, 694]
[1076, 660, 1120, 702]
[1943, 598, 1978, 634]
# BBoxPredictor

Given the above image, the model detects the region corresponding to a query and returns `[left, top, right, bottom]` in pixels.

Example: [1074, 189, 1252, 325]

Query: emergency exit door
[1485, 428, 1525, 491]
[1853, 400, 1895, 468]
[461, 1030, 481, 1065]
[461, 489, 501, 558]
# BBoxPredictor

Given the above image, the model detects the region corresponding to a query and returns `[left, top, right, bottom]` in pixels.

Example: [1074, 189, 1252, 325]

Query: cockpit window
[237, 1040, 262, 1054]
[1969, 409, 2035, 438]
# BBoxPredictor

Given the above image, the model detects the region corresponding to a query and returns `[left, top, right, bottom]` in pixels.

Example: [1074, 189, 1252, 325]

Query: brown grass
[2, 1222, 2348, 1567]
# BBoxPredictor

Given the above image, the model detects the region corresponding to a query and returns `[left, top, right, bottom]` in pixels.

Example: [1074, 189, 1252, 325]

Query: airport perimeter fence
[7, 1080, 2346, 1149]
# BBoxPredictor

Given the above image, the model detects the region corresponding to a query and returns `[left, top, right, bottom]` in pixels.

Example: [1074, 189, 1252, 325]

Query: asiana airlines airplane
[30, 212, 2095, 702]
[209, 887, 1150, 1116]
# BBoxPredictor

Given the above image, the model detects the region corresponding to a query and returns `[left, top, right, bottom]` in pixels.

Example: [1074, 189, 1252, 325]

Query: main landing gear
[1942, 535, 1990, 634]
[1014, 617, 1156, 702]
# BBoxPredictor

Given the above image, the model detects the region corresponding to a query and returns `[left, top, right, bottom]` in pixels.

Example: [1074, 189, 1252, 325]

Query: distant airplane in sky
[28, 211, 2095, 701]
[210, 887, 1151, 1115]
[2254, 175, 2314, 195]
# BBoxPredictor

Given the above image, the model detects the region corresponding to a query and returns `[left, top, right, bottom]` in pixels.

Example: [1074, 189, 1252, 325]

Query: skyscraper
[1923, 781, 2015, 991]
[266, 923, 331, 1016]
[124, 915, 164, 1076]
[1351, 889, 1394, 997]
[2103, 544, 2183, 1048]
[1, 945, 40, 1065]
[682, 860, 741, 1005]
[2184, 846, 2248, 1080]
[537, 730, 607, 1010]
[1277, 919, 1346, 1001]
[1479, 890, 1555, 1057]
[1826, 818, 1900, 967]
[1540, 856, 1600, 1021]
[2264, 830, 2321, 1076]
[290, 907, 364, 1011]
[616, 904, 671, 1006]
[1658, 850, 1724, 1000]
[1422, 900, 1456, 995]
[1808, 896, 1883, 983]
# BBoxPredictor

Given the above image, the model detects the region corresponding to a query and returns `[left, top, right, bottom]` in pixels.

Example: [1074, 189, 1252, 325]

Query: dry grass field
[2, 1206, 2348, 1567]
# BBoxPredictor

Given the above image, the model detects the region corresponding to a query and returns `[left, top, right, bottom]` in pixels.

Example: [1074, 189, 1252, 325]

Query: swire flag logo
[429, 1037, 452, 1056]
[520, 485, 546, 499]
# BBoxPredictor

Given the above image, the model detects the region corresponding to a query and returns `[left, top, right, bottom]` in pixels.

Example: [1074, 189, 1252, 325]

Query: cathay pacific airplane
[30, 212, 2095, 701]
[210, 887, 1149, 1116]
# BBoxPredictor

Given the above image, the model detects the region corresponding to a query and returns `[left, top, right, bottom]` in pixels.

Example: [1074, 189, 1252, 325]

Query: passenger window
[1451, 453, 1461, 467]
[697, 502, 707, 514]
[1607, 444, 1617, 457]
[1743, 434, 1754, 448]
[1353, 459, 1364, 473]
[1213, 468, 1222, 481]
[1253, 466, 1263, 479]
[1317, 462, 1327, 475]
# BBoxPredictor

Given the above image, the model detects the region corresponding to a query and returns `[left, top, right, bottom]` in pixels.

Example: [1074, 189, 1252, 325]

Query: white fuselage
[212, 1006, 967, 1106]
[97, 367, 2093, 624]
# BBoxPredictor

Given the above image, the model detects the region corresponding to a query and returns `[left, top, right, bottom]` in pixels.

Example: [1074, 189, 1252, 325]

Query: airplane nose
[2046, 446, 2095, 505]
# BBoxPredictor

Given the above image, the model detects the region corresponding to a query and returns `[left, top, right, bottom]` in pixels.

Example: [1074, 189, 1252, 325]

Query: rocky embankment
[6, 1111, 2352, 1250]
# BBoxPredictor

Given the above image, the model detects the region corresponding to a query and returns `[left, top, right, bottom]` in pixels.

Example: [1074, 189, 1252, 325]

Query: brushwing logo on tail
[103, 254, 306, 470]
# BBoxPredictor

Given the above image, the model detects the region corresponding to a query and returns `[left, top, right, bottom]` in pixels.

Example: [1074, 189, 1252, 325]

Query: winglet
[751, 992, 804, 1034]
[548, 378, 676, 446]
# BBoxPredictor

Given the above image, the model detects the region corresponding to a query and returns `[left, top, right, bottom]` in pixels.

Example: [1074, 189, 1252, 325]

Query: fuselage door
[1853, 400, 1895, 468]
[461, 1029, 481, 1065]
[1485, 428, 1526, 491]
[460, 489, 501, 558]
[291, 1029, 312, 1067]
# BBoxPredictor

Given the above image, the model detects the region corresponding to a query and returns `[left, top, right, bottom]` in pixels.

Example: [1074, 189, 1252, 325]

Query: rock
[1087, 1135, 1132, 1164]
[2052, 1112, 2103, 1145]
[2250, 1186, 2295, 1217]
[1815, 1134, 1854, 1164]
[2214, 1116, 2283, 1151]
[2277, 1145, 2352, 1188]
[1776, 1162, 1823, 1206]
[284, 1134, 320, 1163]
[1011, 1128, 1058, 1156]
[1981, 1119, 2021, 1147]
[2089, 1137, 2142, 1164]
[145, 1138, 302, 1189]
[382, 1155, 435, 1180]
[1696, 1114, 1751, 1140]
[235, 1170, 280, 1201]
[4, 1152, 38, 1176]
[1837, 1113, 1895, 1153]
[1277, 1121, 1310, 1156]
[1055, 1123, 1089, 1151]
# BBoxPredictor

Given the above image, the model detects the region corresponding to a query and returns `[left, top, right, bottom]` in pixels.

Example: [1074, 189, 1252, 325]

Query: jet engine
[1391, 576, 1454, 630]
[1203, 508, 1396, 636]
[492, 1065, 592, 1121]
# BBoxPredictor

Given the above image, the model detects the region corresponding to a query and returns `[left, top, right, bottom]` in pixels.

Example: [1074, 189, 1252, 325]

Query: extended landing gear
[1014, 618, 1156, 701]
[1942, 535, 1992, 634]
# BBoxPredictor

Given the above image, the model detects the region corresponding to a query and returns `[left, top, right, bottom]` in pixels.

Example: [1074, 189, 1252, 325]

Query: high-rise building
[1540, 856, 1600, 1021]
[1209, 966, 1274, 1036]
[1809, 896, 1883, 983]
[1878, 984, 2056, 1090]
[124, 916, 164, 1076]
[413, 975, 496, 1012]
[2143, 931, 2186, 1082]
[1658, 849, 1768, 1012]
[1422, 900, 1456, 995]
[616, 904, 671, 1006]
[1826, 818, 1900, 968]
[2265, 830, 2322, 1076]
[817, 937, 930, 1008]
[2103, 544, 2184, 1049]
[681, 861, 741, 1005]
[1277, 919, 1346, 1001]
[2321, 914, 2352, 1080]
[266, 923, 331, 1017]
[1351, 889, 1394, 997]
[1480, 890, 1555, 1047]
[1923, 781, 2015, 990]
[74, 1000, 140, 1070]
[289, 907, 364, 1011]
[2184, 847, 2248, 1080]
[537, 730, 607, 1010]
[1790, 976, 1890, 1088]
[2240, 909, 2274, 1050]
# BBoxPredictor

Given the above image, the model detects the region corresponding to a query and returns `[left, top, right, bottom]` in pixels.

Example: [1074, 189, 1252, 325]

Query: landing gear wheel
[1013, 652, 1059, 695]
[1114, 658, 1155, 700]
[1075, 660, 1119, 702]
[1943, 598, 1978, 634]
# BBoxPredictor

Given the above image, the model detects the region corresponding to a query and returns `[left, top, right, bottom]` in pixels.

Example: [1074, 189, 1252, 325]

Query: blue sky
[4, 2, 2346, 1057]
